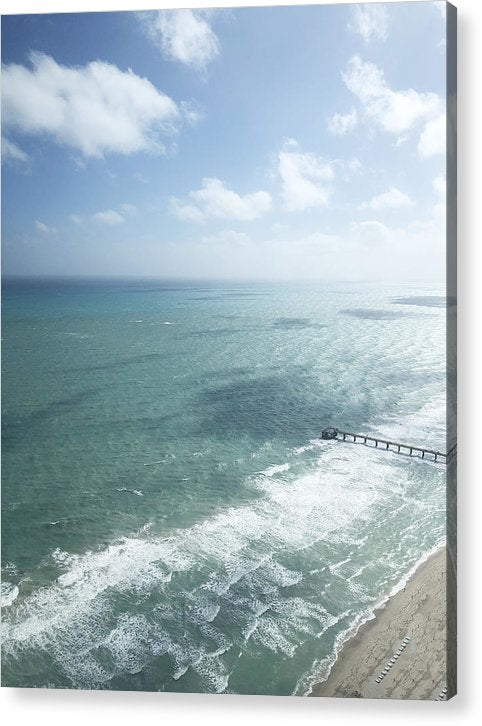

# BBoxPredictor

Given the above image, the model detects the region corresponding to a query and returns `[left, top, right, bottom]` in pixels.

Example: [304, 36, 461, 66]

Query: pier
[321, 428, 457, 464]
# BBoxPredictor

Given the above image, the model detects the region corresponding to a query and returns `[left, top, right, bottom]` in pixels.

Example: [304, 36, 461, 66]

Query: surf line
[321, 428, 456, 464]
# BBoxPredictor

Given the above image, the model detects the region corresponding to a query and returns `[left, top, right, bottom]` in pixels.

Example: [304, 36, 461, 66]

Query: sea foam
[2, 398, 446, 692]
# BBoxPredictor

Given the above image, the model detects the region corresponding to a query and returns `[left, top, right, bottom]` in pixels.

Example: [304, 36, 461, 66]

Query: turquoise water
[1, 278, 448, 694]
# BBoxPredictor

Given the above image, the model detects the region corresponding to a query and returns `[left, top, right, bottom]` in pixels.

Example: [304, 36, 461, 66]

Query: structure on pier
[321, 427, 338, 440]
[321, 427, 456, 464]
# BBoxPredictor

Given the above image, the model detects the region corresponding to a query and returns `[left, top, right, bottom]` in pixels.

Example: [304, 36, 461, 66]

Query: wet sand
[310, 547, 452, 701]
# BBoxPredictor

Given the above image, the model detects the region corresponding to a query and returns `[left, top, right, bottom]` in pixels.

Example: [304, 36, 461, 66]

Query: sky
[1, 2, 448, 280]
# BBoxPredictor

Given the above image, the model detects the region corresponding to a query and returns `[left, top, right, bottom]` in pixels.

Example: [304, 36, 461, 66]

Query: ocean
[1, 278, 448, 695]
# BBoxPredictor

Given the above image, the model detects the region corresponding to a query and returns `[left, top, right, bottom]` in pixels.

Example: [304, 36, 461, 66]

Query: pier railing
[321, 428, 457, 464]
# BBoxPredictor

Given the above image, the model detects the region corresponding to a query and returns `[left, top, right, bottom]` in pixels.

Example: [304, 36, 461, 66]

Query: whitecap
[262, 463, 290, 477]
[116, 487, 144, 496]
[2, 411, 445, 691]
[1, 581, 19, 608]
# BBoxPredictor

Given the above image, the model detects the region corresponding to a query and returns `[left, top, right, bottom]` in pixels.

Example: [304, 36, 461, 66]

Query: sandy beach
[310, 547, 453, 701]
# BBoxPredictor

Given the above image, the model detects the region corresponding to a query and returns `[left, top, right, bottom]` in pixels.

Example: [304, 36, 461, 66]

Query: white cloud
[343, 55, 442, 136]
[2, 137, 29, 163]
[72, 208, 132, 224]
[35, 220, 51, 233]
[338, 215, 445, 281]
[351, 220, 392, 245]
[2, 52, 180, 158]
[93, 210, 125, 225]
[133, 172, 148, 184]
[180, 101, 205, 126]
[395, 134, 409, 148]
[356, 215, 444, 250]
[361, 186, 414, 211]
[170, 198, 206, 223]
[278, 141, 334, 212]
[72, 157, 87, 171]
[418, 113, 446, 157]
[349, 4, 389, 43]
[327, 107, 358, 135]
[335, 157, 363, 175]
[140, 9, 219, 71]
[170, 178, 272, 223]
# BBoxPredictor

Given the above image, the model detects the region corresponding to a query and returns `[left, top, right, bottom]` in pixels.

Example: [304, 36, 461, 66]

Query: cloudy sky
[1, 2, 447, 280]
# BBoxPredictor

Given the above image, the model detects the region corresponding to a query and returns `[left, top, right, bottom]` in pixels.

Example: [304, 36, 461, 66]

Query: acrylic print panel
[1, 1, 456, 700]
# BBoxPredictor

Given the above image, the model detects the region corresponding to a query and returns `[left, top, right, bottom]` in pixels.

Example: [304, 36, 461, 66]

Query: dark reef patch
[2, 388, 99, 448]
[272, 317, 326, 330]
[341, 308, 407, 320]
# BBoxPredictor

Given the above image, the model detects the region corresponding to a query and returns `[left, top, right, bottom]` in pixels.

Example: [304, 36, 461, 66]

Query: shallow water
[1, 278, 448, 694]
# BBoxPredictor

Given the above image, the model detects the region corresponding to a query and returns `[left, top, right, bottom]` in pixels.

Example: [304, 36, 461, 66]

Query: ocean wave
[2, 443, 383, 688]
[2, 400, 446, 692]
[1, 581, 19, 608]
[263, 463, 290, 477]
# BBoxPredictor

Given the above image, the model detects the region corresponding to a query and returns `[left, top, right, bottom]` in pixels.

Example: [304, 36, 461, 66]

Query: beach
[310, 547, 450, 700]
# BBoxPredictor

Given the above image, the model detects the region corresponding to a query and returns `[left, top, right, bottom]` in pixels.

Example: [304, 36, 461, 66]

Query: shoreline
[309, 546, 450, 700]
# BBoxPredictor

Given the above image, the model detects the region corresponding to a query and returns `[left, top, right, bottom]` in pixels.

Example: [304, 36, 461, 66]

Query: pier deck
[321, 428, 457, 464]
